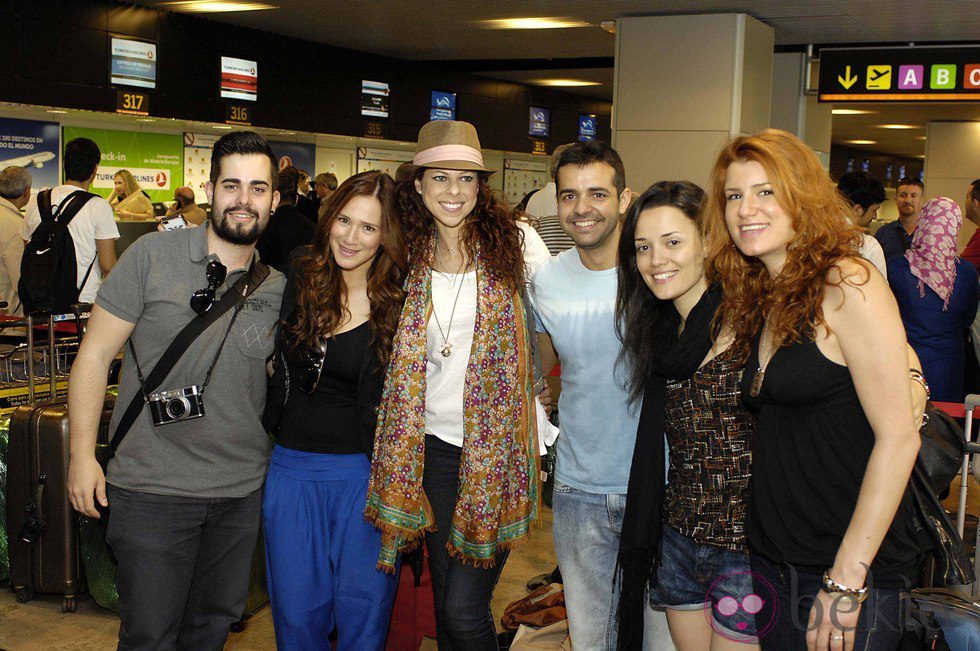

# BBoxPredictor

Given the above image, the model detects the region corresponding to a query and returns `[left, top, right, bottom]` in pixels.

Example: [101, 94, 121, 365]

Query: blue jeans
[750, 554, 906, 650]
[423, 436, 508, 651]
[262, 446, 397, 651]
[552, 480, 674, 651]
[652, 527, 758, 642]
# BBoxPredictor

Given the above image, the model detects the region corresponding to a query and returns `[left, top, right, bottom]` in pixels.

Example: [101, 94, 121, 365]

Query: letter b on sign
[931, 65, 956, 89]
[965, 64, 980, 89]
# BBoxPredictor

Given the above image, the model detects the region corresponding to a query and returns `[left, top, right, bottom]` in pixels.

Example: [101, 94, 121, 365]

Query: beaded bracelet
[909, 368, 930, 401]
[820, 571, 869, 603]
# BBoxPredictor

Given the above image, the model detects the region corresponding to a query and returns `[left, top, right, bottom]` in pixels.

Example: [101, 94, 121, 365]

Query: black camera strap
[109, 258, 270, 456]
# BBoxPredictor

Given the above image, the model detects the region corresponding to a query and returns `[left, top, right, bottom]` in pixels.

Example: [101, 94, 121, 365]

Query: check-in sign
[819, 46, 980, 101]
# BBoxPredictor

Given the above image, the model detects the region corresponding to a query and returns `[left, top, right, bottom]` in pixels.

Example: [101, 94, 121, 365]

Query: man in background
[960, 179, 980, 270]
[875, 176, 924, 260]
[314, 172, 338, 221]
[524, 143, 574, 220]
[164, 186, 208, 226]
[295, 169, 319, 223]
[0, 166, 29, 314]
[257, 165, 315, 272]
[836, 170, 887, 278]
[21, 137, 118, 304]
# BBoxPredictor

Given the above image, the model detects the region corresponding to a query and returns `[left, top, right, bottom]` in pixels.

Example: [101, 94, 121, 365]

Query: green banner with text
[62, 127, 182, 203]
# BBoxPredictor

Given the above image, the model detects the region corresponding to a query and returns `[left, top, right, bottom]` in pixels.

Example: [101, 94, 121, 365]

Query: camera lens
[166, 397, 189, 420]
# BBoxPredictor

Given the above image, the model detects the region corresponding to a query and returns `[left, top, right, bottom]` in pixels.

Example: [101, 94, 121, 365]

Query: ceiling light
[600, 21, 616, 34]
[832, 109, 875, 115]
[877, 124, 919, 129]
[46, 109, 68, 114]
[159, 1, 276, 12]
[476, 17, 590, 30]
[212, 125, 233, 130]
[844, 139, 876, 145]
[915, 136, 927, 140]
[136, 118, 155, 122]
[532, 79, 602, 87]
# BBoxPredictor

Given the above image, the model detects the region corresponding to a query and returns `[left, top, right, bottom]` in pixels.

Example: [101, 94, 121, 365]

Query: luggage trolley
[4, 308, 95, 613]
[956, 393, 980, 599]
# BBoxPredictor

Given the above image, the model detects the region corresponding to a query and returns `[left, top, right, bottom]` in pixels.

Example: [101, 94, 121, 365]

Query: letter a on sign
[898, 65, 923, 90]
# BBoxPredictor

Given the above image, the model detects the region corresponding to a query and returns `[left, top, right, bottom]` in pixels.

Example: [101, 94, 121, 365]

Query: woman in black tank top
[702, 130, 927, 651]
[261, 171, 407, 650]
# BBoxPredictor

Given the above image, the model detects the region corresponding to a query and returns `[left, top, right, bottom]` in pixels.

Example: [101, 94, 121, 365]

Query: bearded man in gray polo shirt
[67, 131, 285, 650]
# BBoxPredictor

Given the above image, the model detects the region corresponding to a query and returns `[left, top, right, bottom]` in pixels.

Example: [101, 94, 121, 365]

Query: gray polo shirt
[98, 224, 285, 498]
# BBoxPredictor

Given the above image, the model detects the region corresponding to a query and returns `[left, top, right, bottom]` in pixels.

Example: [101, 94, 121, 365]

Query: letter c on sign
[971, 68, 980, 87]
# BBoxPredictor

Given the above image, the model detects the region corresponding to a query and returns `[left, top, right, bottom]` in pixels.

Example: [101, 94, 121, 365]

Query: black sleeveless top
[277, 321, 372, 455]
[741, 336, 925, 588]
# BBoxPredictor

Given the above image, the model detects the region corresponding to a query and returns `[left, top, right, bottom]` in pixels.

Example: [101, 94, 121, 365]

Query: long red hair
[291, 170, 407, 363]
[397, 169, 525, 289]
[703, 129, 865, 361]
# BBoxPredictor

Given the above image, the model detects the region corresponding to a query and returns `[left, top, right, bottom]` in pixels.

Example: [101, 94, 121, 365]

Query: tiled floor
[1, 473, 977, 651]
[0, 507, 557, 650]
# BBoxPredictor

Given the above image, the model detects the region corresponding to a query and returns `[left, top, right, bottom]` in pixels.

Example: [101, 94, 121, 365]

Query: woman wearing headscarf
[888, 197, 979, 401]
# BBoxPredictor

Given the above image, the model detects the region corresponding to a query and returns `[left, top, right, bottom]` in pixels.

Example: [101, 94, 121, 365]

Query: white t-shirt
[22, 185, 120, 303]
[518, 221, 551, 278]
[859, 233, 887, 280]
[525, 182, 557, 219]
[425, 270, 477, 447]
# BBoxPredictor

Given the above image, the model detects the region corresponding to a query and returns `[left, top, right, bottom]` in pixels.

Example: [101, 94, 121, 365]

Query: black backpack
[19, 188, 98, 314]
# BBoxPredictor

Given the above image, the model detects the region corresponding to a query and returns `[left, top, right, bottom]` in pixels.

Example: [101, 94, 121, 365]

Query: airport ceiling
[131, 1, 977, 62]
[127, 0, 980, 159]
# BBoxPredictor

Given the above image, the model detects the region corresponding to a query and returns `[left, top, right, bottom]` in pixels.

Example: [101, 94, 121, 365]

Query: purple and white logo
[705, 570, 779, 641]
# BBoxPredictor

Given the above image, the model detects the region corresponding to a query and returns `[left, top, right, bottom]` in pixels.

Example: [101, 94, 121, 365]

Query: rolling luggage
[5, 395, 114, 612]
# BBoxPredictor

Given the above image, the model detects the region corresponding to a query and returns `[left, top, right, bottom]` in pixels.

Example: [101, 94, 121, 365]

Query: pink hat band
[413, 144, 484, 168]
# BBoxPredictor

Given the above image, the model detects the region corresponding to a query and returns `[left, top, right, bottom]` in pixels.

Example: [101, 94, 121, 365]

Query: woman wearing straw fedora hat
[366, 120, 543, 649]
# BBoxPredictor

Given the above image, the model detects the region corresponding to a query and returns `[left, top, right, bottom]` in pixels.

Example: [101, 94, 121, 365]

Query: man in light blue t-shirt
[531, 142, 673, 651]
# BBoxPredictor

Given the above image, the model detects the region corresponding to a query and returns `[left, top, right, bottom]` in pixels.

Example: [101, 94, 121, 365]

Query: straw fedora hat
[413, 120, 494, 173]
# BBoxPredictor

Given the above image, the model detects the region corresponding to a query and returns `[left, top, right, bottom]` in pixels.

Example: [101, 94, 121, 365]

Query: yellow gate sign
[866, 65, 892, 90]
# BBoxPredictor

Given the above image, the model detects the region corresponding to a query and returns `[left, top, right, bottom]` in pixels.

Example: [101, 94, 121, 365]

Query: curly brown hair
[290, 170, 407, 364]
[703, 129, 866, 362]
[398, 169, 525, 288]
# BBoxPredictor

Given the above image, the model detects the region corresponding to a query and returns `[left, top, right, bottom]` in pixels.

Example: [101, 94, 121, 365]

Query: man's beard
[211, 203, 265, 245]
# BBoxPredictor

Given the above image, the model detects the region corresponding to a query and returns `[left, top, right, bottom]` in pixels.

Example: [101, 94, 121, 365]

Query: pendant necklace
[750, 314, 773, 398]
[431, 244, 467, 357]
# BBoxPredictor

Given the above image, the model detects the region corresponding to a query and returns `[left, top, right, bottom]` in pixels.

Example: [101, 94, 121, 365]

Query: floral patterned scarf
[906, 197, 962, 310]
[365, 247, 539, 571]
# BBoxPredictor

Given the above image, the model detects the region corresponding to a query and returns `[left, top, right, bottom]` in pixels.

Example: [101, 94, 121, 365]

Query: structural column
[770, 52, 833, 168]
[924, 121, 980, 251]
[612, 14, 774, 192]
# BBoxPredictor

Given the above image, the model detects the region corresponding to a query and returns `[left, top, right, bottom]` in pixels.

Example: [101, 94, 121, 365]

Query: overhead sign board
[819, 46, 980, 102]
[430, 91, 457, 121]
[361, 81, 390, 118]
[578, 114, 597, 141]
[529, 107, 550, 138]
[221, 57, 258, 101]
[110, 37, 157, 89]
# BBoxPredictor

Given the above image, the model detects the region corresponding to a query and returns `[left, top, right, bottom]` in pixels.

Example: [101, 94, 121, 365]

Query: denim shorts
[651, 526, 759, 641]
